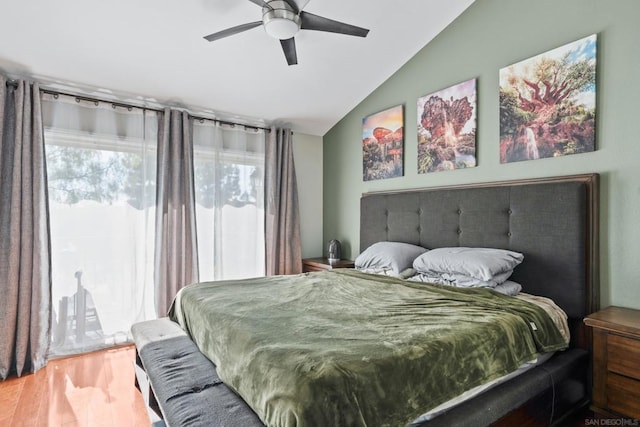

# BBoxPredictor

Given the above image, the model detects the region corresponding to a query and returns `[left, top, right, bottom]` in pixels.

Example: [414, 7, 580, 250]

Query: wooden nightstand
[584, 306, 640, 419]
[302, 258, 355, 273]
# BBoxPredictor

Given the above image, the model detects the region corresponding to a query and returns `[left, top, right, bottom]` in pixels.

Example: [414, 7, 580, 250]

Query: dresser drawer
[607, 333, 640, 380]
[606, 373, 640, 419]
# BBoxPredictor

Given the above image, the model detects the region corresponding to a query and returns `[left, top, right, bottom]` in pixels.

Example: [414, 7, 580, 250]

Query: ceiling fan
[203, 0, 370, 66]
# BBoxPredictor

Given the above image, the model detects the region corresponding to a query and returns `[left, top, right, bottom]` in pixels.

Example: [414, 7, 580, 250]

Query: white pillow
[429, 270, 513, 288]
[407, 275, 522, 295]
[355, 242, 428, 274]
[412, 247, 523, 282]
[358, 267, 417, 279]
[407, 271, 511, 288]
[492, 280, 522, 296]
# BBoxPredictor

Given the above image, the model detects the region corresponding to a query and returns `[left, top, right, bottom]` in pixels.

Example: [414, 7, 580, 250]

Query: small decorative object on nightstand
[302, 257, 355, 273]
[327, 239, 342, 263]
[584, 306, 640, 419]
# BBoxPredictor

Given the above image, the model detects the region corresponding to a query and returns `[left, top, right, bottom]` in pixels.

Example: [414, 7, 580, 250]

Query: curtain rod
[4, 79, 271, 132]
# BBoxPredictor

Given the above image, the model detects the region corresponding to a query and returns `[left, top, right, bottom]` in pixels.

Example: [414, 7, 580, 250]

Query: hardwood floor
[0, 345, 150, 427]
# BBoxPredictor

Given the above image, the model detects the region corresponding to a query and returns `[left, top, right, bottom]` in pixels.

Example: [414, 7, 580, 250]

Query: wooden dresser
[584, 306, 640, 419]
[302, 258, 355, 273]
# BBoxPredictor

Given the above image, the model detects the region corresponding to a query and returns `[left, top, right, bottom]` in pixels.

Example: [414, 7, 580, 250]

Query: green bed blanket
[168, 269, 567, 427]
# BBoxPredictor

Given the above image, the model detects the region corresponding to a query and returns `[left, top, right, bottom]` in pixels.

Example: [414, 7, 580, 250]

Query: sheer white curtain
[41, 93, 157, 357]
[193, 120, 265, 281]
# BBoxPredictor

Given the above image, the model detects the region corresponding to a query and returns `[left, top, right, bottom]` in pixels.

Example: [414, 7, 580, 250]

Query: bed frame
[132, 173, 599, 426]
[361, 173, 599, 425]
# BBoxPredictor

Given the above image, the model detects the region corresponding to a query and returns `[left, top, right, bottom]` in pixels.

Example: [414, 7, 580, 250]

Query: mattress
[414, 286, 571, 421]
[169, 269, 569, 426]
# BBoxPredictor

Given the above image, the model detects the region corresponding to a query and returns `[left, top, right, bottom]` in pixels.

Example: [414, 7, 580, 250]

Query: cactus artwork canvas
[362, 105, 404, 181]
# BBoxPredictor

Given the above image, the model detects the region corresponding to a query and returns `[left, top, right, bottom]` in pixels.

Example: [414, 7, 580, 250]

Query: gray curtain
[0, 77, 51, 379]
[265, 128, 302, 275]
[154, 109, 199, 316]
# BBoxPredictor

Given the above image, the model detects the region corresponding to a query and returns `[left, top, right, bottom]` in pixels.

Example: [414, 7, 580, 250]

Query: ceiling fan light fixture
[264, 18, 299, 39]
[263, 1, 301, 39]
[203, 0, 370, 66]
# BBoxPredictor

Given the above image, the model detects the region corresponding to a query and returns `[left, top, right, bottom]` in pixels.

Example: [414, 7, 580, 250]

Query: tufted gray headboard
[360, 174, 599, 349]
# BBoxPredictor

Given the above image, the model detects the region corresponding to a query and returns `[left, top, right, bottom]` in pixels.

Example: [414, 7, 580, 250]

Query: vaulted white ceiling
[0, 0, 474, 135]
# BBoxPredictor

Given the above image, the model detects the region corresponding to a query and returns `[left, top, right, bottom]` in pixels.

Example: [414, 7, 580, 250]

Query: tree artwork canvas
[500, 34, 596, 163]
[417, 79, 477, 174]
[362, 105, 404, 181]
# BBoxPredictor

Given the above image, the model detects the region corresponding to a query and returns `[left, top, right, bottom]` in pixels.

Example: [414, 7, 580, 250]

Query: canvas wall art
[499, 34, 596, 163]
[362, 105, 404, 181]
[417, 79, 477, 174]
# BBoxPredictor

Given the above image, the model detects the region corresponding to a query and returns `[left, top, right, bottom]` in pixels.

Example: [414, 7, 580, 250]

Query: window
[42, 95, 266, 357]
[193, 120, 265, 281]
[43, 94, 158, 357]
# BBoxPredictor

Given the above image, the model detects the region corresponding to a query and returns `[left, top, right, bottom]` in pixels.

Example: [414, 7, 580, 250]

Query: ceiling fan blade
[247, 0, 272, 9]
[280, 0, 299, 14]
[300, 12, 369, 37]
[280, 38, 298, 66]
[291, 0, 311, 11]
[203, 21, 263, 42]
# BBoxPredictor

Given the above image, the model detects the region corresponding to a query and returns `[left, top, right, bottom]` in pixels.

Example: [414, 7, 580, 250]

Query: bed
[132, 173, 599, 426]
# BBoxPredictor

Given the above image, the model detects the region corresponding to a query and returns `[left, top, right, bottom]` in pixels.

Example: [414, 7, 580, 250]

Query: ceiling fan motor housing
[262, 1, 301, 39]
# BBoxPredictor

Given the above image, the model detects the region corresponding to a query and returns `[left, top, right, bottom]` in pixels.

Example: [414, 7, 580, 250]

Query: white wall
[293, 132, 324, 259]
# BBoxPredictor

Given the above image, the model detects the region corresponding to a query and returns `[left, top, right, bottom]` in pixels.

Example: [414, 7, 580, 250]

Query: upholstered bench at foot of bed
[131, 318, 263, 427]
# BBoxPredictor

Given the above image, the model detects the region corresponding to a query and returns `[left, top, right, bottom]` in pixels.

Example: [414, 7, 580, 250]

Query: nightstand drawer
[302, 258, 355, 273]
[608, 333, 640, 380]
[303, 265, 326, 273]
[606, 373, 640, 419]
[585, 306, 640, 419]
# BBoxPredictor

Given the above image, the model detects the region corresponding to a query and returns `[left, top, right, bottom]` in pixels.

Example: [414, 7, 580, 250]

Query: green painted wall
[323, 0, 640, 309]
[293, 132, 324, 258]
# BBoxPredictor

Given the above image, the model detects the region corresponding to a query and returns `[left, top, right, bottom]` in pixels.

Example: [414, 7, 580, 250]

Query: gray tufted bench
[131, 318, 263, 427]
